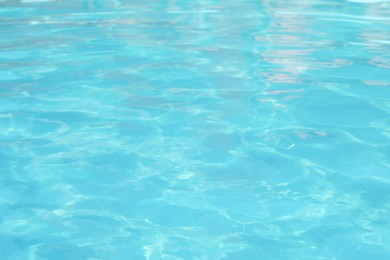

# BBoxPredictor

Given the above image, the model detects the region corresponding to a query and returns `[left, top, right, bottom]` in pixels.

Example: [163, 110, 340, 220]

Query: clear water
[1, 0, 390, 259]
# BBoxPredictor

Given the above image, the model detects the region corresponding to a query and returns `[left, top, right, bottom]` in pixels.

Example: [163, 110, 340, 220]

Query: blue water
[1, 0, 390, 259]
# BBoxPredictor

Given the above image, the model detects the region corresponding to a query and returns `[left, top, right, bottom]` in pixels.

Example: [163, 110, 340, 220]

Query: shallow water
[0, 0, 390, 259]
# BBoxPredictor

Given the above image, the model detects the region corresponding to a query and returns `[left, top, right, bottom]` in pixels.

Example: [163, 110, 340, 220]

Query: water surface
[0, 0, 390, 259]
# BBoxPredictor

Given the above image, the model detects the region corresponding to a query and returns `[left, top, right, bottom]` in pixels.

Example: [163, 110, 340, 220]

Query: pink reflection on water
[368, 57, 390, 69]
[257, 1, 318, 85]
[263, 88, 304, 95]
[257, 88, 304, 109]
[294, 130, 328, 139]
[359, 3, 390, 71]
[363, 81, 390, 86]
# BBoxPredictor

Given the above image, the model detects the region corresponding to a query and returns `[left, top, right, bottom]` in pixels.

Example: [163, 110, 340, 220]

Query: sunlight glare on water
[0, 0, 390, 259]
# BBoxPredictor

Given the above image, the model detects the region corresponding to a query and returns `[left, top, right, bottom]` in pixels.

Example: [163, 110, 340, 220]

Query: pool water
[1, 0, 390, 259]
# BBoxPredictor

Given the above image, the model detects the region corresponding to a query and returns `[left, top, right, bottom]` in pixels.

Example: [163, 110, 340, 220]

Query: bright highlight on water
[0, 0, 389, 259]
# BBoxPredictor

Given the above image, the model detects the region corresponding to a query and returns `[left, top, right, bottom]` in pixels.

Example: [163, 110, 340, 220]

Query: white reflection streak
[276, 11, 390, 21]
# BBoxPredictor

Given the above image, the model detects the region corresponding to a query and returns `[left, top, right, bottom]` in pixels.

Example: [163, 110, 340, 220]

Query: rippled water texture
[1, 0, 390, 259]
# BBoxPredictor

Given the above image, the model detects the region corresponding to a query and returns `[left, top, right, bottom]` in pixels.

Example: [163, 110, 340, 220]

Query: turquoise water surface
[1, 0, 390, 259]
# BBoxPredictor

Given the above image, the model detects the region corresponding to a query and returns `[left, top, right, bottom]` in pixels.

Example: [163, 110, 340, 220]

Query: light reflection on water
[0, 0, 390, 259]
